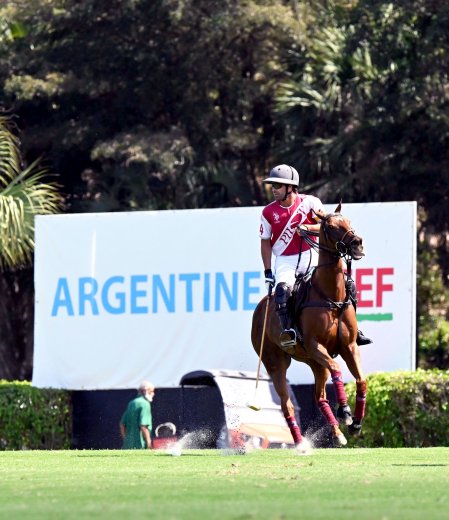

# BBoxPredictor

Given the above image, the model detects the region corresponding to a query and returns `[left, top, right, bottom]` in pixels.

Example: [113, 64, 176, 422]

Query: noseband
[322, 216, 359, 259]
[299, 213, 360, 260]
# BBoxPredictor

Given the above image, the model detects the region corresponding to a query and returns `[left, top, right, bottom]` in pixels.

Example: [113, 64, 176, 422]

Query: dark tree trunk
[0, 268, 34, 380]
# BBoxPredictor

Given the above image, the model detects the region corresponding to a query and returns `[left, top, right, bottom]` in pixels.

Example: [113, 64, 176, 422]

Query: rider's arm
[261, 239, 272, 270]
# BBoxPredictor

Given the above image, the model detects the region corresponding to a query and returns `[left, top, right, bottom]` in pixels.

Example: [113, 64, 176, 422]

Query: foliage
[0, 1, 449, 377]
[416, 242, 449, 368]
[274, 1, 449, 241]
[0, 380, 71, 450]
[0, 114, 62, 380]
[0, 269, 34, 381]
[418, 321, 449, 370]
[0, 0, 301, 378]
[416, 244, 449, 322]
[345, 369, 449, 447]
[0, 0, 300, 211]
[0, 115, 63, 270]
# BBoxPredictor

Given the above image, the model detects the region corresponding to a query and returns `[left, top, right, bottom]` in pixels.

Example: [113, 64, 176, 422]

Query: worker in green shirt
[120, 381, 155, 449]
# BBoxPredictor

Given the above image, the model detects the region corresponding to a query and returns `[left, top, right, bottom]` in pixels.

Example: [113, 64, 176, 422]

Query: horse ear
[334, 200, 342, 213]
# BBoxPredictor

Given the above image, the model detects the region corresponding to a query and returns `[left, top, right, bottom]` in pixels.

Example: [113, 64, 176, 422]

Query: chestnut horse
[251, 203, 367, 448]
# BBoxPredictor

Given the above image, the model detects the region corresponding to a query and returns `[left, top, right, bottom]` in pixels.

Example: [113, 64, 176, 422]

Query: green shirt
[120, 395, 153, 449]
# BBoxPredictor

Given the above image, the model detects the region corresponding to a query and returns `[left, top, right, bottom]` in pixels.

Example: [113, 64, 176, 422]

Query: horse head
[316, 203, 364, 260]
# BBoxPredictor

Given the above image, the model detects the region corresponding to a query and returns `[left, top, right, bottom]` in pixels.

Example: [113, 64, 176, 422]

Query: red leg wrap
[317, 398, 338, 426]
[330, 370, 347, 406]
[286, 415, 303, 444]
[354, 381, 367, 421]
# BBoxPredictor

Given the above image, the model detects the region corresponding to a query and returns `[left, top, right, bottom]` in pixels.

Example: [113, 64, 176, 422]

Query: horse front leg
[304, 339, 353, 426]
[340, 341, 367, 436]
[310, 362, 347, 447]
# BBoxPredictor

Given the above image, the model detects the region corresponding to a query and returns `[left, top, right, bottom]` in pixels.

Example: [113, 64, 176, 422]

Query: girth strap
[301, 300, 353, 311]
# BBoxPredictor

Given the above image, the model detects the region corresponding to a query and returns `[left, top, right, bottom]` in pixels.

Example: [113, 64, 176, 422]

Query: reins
[297, 215, 357, 313]
[297, 214, 359, 260]
[292, 209, 363, 356]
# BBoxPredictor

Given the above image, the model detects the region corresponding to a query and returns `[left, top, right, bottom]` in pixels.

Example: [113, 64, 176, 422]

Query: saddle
[292, 269, 315, 316]
[289, 269, 358, 356]
[288, 269, 315, 346]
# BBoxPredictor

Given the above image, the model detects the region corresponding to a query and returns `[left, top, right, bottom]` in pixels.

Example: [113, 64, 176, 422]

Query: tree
[0, 114, 62, 379]
[0, 0, 300, 211]
[273, 0, 449, 365]
[274, 0, 449, 220]
[0, 0, 305, 378]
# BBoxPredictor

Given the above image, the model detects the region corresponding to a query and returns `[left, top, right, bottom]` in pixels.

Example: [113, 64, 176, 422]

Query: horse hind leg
[267, 360, 309, 451]
[348, 380, 367, 436]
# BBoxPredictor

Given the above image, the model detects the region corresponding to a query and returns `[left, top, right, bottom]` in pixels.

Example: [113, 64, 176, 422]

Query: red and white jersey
[259, 194, 324, 256]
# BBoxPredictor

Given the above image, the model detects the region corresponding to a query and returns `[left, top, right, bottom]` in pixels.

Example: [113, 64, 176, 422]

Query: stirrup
[279, 328, 297, 348]
[357, 330, 373, 346]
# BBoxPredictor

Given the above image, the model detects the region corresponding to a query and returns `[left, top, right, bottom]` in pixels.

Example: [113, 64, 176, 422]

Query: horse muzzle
[351, 243, 365, 261]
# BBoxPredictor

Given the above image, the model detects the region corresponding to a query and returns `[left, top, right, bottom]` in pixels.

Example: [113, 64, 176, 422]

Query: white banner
[33, 202, 416, 389]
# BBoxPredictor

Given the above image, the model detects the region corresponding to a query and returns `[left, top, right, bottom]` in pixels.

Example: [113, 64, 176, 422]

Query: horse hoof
[336, 405, 353, 426]
[333, 432, 348, 447]
[348, 420, 363, 437]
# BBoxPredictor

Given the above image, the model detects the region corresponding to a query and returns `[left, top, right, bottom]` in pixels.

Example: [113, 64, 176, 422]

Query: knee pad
[275, 282, 292, 303]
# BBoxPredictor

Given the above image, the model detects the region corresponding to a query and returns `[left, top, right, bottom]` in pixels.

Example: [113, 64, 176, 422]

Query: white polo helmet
[263, 164, 299, 187]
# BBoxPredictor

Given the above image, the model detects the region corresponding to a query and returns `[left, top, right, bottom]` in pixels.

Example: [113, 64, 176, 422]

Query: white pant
[274, 249, 317, 287]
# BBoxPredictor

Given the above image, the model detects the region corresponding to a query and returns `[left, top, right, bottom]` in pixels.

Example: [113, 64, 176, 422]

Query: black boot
[346, 280, 373, 346]
[357, 330, 373, 345]
[275, 283, 297, 348]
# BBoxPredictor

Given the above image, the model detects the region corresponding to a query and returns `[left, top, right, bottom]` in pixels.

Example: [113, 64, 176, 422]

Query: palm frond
[0, 116, 21, 186]
[0, 115, 63, 270]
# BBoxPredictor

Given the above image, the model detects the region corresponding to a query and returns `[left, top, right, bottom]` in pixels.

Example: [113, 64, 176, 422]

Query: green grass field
[0, 447, 447, 520]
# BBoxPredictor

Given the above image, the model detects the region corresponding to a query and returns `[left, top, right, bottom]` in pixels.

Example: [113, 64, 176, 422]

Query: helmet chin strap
[281, 185, 293, 201]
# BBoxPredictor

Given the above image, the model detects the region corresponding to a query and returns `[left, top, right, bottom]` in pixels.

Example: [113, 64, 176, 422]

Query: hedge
[1, 371, 448, 450]
[0, 381, 71, 450]
[345, 369, 449, 447]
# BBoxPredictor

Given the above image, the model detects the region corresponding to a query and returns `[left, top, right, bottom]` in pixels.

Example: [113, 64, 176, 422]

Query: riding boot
[275, 283, 296, 348]
[347, 280, 373, 345]
[357, 330, 373, 345]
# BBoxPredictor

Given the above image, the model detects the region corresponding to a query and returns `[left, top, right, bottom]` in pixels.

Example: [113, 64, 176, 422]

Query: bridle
[296, 213, 362, 328]
[298, 213, 360, 261]
[297, 212, 362, 302]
